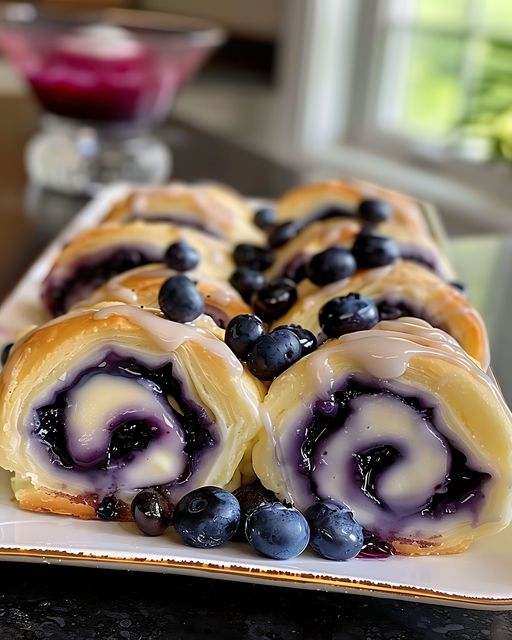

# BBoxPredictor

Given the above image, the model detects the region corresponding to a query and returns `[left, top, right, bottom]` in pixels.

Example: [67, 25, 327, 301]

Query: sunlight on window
[415, 0, 465, 27]
[389, 0, 512, 155]
[402, 33, 464, 137]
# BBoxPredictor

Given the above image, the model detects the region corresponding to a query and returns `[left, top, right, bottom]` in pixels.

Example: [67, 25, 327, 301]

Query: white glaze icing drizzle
[314, 318, 493, 388]
[263, 318, 512, 528]
[93, 305, 243, 373]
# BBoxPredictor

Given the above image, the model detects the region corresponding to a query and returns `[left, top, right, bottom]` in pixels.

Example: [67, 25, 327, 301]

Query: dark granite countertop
[0, 95, 510, 639]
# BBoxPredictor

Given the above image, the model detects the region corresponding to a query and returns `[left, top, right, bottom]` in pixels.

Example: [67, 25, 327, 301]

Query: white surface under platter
[0, 184, 509, 610]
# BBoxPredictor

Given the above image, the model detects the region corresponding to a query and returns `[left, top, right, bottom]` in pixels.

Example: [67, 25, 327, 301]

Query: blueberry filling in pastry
[253, 318, 510, 554]
[31, 352, 217, 495]
[43, 246, 158, 315]
[294, 378, 490, 524]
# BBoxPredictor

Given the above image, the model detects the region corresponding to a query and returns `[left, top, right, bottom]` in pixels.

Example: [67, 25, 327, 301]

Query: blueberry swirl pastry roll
[42, 222, 233, 315]
[276, 179, 431, 238]
[265, 219, 454, 282]
[77, 264, 252, 331]
[275, 260, 489, 368]
[103, 182, 264, 244]
[0, 304, 263, 519]
[253, 319, 512, 555]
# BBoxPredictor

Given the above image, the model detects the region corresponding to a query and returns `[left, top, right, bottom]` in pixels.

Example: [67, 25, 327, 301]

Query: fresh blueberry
[306, 247, 357, 285]
[158, 274, 204, 323]
[225, 314, 265, 360]
[245, 502, 310, 560]
[251, 278, 297, 321]
[173, 486, 240, 548]
[233, 483, 276, 541]
[254, 207, 276, 230]
[1, 343, 13, 366]
[268, 221, 301, 248]
[319, 293, 379, 338]
[247, 329, 302, 380]
[229, 268, 265, 304]
[131, 489, 172, 537]
[164, 241, 200, 272]
[351, 232, 400, 268]
[450, 281, 468, 296]
[305, 499, 364, 560]
[96, 496, 121, 521]
[357, 199, 392, 224]
[234, 243, 275, 271]
[273, 324, 317, 357]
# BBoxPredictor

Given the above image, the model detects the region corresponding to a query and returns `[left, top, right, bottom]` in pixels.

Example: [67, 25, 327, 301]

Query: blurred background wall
[2, 0, 512, 233]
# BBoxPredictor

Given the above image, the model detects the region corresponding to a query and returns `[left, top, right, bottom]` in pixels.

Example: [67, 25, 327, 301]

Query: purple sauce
[359, 530, 395, 558]
[42, 246, 160, 315]
[0, 26, 211, 124]
[31, 352, 216, 488]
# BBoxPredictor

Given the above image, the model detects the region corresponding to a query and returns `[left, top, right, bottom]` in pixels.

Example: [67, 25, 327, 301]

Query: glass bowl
[0, 3, 225, 193]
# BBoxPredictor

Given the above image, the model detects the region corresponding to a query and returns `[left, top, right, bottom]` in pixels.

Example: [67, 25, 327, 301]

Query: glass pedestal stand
[26, 115, 172, 195]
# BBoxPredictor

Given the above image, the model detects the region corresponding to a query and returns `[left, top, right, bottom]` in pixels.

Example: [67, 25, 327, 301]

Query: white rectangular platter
[0, 184, 510, 610]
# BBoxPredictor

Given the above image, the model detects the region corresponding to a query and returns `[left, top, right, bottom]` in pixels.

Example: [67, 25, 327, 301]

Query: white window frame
[274, 0, 512, 230]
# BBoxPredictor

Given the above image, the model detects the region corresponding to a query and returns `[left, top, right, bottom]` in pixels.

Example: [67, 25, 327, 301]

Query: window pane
[482, 0, 512, 39]
[461, 40, 512, 158]
[415, 0, 468, 28]
[401, 33, 465, 137]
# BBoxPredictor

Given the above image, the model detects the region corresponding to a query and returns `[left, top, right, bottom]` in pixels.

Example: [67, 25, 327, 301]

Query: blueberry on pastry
[273, 260, 490, 368]
[275, 179, 431, 238]
[103, 181, 265, 245]
[253, 318, 512, 555]
[264, 219, 454, 283]
[74, 264, 252, 333]
[0, 304, 264, 519]
[42, 222, 234, 315]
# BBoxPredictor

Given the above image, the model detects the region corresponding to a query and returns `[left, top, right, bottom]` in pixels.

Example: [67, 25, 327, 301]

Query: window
[376, 0, 512, 158]
[276, 0, 512, 228]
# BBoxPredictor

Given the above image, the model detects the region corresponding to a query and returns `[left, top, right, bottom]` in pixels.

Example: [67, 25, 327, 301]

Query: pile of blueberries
[155, 198, 469, 383]
[155, 199, 401, 381]
[128, 484, 364, 562]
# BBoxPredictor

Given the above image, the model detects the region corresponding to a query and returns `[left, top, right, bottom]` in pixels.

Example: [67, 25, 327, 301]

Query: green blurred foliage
[459, 40, 512, 160]
[396, 0, 512, 158]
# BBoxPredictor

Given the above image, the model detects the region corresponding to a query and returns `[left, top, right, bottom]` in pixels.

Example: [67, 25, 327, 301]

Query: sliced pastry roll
[253, 319, 512, 555]
[265, 219, 454, 282]
[103, 182, 264, 245]
[0, 304, 264, 519]
[42, 222, 233, 315]
[77, 264, 252, 330]
[276, 179, 431, 237]
[275, 260, 489, 368]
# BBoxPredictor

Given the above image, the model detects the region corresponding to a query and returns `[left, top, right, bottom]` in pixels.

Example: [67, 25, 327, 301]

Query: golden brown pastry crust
[76, 264, 251, 324]
[42, 222, 235, 314]
[276, 179, 431, 237]
[275, 260, 489, 368]
[253, 319, 512, 555]
[103, 182, 265, 244]
[0, 304, 265, 519]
